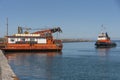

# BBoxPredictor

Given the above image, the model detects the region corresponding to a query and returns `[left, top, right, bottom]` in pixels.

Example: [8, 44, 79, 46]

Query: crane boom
[33, 27, 62, 34]
[18, 26, 62, 35]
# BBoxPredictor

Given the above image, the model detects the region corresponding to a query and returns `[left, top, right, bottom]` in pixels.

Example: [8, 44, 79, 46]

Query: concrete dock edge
[0, 50, 19, 80]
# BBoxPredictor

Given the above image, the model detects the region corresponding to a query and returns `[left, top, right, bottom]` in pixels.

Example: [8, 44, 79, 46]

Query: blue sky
[0, 0, 120, 39]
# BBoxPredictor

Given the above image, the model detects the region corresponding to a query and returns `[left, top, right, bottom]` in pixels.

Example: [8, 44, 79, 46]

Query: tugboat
[95, 32, 116, 48]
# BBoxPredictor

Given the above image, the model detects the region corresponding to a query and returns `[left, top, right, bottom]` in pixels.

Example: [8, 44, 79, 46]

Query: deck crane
[18, 26, 32, 34]
[32, 27, 62, 38]
[18, 26, 62, 37]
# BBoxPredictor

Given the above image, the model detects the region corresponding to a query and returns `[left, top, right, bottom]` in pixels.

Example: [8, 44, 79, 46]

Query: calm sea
[5, 41, 120, 80]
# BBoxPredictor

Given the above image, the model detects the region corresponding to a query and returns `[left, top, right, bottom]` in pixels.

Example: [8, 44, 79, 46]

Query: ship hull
[2, 48, 62, 52]
[95, 42, 116, 48]
[1, 44, 62, 52]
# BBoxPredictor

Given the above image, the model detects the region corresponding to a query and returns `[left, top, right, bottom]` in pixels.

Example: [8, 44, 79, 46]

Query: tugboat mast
[101, 24, 106, 33]
[6, 17, 8, 36]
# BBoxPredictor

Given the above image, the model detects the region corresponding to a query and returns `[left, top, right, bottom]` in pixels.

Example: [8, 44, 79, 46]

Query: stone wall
[0, 50, 19, 80]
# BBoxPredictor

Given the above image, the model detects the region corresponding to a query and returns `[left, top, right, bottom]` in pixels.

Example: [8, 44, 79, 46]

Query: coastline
[61, 39, 94, 43]
[0, 50, 19, 80]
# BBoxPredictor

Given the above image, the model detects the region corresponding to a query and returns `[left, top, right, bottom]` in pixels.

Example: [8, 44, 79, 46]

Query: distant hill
[61, 39, 94, 43]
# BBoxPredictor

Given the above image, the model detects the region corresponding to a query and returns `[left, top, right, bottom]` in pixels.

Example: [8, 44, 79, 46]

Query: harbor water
[5, 41, 120, 80]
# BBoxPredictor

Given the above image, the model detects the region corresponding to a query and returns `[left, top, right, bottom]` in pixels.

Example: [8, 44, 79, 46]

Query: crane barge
[1, 27, 63, 52]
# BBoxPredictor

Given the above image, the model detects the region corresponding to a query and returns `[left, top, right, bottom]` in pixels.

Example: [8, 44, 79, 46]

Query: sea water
[5, 41, 120, 80]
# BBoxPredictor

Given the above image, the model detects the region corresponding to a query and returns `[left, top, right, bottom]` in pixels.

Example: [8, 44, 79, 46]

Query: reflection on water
[5, 52, 62, 60]
[96, 48, 110, 56]
[5, 52, 62, 80]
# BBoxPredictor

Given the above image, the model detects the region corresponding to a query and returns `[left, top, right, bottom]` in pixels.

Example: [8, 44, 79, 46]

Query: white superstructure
[97, 33, 107, 40]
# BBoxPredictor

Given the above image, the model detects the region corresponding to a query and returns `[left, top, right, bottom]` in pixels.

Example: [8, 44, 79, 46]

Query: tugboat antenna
[101, 24, 106, 33]
[6, 17, 8, 36]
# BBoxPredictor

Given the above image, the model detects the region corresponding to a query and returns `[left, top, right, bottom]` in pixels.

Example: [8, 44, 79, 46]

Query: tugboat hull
[95, 42, 116, 48]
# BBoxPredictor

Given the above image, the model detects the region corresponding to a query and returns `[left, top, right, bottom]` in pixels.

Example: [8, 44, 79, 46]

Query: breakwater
[0, 50, 18, 80]
[61, 39, 94, 43]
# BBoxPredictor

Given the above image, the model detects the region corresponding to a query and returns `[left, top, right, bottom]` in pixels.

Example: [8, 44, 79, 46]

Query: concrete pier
[0, 50, 18, 80]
